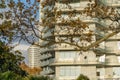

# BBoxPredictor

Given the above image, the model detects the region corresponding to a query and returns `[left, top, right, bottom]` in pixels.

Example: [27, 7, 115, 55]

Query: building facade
[39, 0, 120, 80]
[28, 45, 40, 68]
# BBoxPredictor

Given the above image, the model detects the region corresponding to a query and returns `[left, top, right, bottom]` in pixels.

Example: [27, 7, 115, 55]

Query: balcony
[57, 0, 80, 3]
[105, 47, 120, 54]
[95, 30, 105, 40]
[40, 48, 50, 53]
[56, 16, 98, 24]
[105, 47, 114, 53]
[94, 46, 120, 55]
[97, 20, 107, 28]
[42, 28, 54, 38]
[100, 0, 120, 7]
[56, 16, 107, 28]
[93, 47, 106, 55]
[40, 41, 50, 47]
[54, 44, 76, 51]
[51, 60, 102, 66]
[40, 69, 54, 75]
[40, 59, 54, 67]
[55, 2, 88, 12]
[97, 76, 120, 80]
[40, 53, 53, 60]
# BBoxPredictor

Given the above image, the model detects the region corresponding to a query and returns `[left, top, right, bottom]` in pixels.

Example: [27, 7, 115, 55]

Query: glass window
[75, 67, 80, 76]
[59, 51, 79, 60]
[59, 52, 64, 59]
[118, 42, 120, 49]
[60, 67, 64, 76]
[72, 66, 76, 76]
[113, 67, 120, 76]
[59, 66, 80, 77]
[66, 67, 70, 76]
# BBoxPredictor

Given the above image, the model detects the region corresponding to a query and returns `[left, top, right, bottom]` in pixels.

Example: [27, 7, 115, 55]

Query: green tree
[29, 76, 53, 80]
[0, 0, 119, 50]
[77, 74, 89, 80]
[0, 71, 23, 80]
[0, 0, 39, 44]
[0, 1, 119, 79]
[0, 0, 119, 78]
[0, 41, 27, 76]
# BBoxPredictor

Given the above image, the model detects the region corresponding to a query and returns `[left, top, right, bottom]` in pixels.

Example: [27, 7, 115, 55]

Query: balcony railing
[55, 2, 89, 11]
[56, 17, 107, 29]
[94, 47, 106, 54]
[40, 53, 53, 60]
[100, 0, 120, 7]
[98, 78, 120, 80]
[95, 30, 105, 40]
[40, 69, 54, 75]
[51, 59, 102, 66]
[40, 59, 54, 67]
[105, 47, 114, 53]
[55, 44, 75, 50]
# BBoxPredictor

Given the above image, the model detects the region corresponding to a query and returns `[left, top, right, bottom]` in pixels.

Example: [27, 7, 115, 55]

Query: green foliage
[0, 71, 23, 80]
[0, 41, 27, 76]
[29, 76, 53, 80]
[0, 72, 53, 80]
[77, 74, 89, 80]
[0, 0, 6, 8]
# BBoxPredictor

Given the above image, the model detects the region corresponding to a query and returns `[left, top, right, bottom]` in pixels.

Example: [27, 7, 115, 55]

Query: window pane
[60, 53, 64, 59]
[59, 66, 81, 77]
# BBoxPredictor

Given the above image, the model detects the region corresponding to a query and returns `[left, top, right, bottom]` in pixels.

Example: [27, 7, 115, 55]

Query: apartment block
[39, 0, 120, 80]
[28, 45, 40, 68]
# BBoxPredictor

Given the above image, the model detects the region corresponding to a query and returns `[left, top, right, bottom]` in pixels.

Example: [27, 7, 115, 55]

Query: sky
[14, 43, 30, 64]
[13, 0, 39, 64]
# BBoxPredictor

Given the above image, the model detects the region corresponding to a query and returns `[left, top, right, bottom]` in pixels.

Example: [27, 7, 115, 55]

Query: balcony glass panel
[100, 0, 120, 6]
[113, 67, 120, 76]
[57, 0, 80, 3]
[59, 66, 80, 77]
[58, 51, 78, 61]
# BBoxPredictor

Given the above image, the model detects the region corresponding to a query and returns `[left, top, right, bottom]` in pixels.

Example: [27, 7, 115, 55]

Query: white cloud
[13, 44, 30, 51]
[13, 44, 30, 64]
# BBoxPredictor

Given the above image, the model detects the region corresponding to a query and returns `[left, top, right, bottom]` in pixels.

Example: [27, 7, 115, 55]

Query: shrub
[29, 76, 53, 80]
[77, 74, 89, 80]
[0, 71, 23, 80]
[0, 71, 53, 80]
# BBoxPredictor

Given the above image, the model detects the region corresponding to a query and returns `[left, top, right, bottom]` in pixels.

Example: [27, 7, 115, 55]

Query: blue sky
[14, 0, 35, 5]
[13, 0, 39, 64]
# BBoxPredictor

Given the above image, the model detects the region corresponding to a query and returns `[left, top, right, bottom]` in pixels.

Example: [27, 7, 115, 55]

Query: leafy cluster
[77, 74, 89, 80]
[0, 0, 39, 44]
[0, 71, 23, 80]
[0, 71, 53, 80]
[39, 0, 120, 51]
[0, 0, 120, 50]
[0, 41, 27, 76]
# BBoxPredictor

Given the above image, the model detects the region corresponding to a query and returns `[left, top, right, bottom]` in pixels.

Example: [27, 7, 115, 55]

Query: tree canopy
[0, 0, 120, 51]
[38, 0, 120, 51]
[0, 0, 39, 44]
[0, 41, 27, 76]
[77, 74, 89, 80]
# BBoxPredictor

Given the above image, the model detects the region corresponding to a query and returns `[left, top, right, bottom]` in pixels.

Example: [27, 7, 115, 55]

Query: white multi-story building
[28, 44, 40, 68]
[39, 0, 120, 80]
